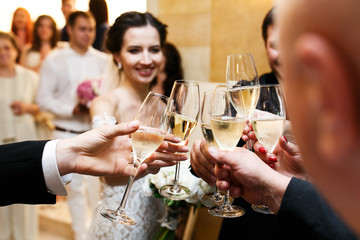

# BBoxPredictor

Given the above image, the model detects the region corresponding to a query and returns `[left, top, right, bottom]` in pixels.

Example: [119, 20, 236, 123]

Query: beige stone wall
[148, 0, 274, 83]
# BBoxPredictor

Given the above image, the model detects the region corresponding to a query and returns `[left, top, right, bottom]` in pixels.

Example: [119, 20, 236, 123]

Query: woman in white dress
[0, 32, 40, 240]
[88, 12, 187, 239]
[20, 15, 59, 139]
[20, 15, 58, 73]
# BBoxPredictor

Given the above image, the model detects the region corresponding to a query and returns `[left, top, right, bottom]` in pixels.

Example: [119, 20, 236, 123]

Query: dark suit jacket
[218, 178, 357, 239]
[273, 178, 357, 239]
[0, 141, 56, 206]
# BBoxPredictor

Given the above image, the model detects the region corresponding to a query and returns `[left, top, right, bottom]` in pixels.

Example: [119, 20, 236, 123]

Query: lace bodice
[87, 114, 164, 239]
[87, 178, 164, 240]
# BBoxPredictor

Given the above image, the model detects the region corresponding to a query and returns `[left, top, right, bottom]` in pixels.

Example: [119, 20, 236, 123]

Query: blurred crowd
[0, 1, 182, 240]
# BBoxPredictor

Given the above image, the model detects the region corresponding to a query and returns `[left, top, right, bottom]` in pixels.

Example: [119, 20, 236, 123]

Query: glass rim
[256, 84, 281, 88]
[147, 91, 169, 100]
[174, 80, 199, 86]
[227, 52, 254, 58]
[227, 85, 260, 91]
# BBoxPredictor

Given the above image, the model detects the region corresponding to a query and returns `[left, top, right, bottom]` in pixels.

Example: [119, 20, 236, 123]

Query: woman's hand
[10, 101, 39, 116]
[252, 136, 306, 180]
[138, 134, 189, 178]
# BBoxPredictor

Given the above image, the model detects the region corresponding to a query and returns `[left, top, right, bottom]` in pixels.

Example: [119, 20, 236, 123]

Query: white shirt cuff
[42, 140, 72, 196]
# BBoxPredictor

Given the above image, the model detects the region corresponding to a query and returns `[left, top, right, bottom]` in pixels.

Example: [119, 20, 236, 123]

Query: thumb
[208, 147, 234, 167]
[101, 120, 140, 139]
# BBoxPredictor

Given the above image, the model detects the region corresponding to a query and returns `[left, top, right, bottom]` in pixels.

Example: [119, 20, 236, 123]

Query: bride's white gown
[87, 114, 164, 239]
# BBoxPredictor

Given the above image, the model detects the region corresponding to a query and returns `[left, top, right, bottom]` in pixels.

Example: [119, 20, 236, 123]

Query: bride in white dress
[87, 12, 187, 239]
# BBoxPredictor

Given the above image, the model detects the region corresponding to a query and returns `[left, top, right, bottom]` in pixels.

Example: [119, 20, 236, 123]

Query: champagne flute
[159, 80, 200, 201]
[200, 90, 224, 207]
[200, 87, 234, 207]
[251, 84, 286, 214]
[227, 53, 275, 214]
[100, 92, 170, 225]
[226, 53, 260, 119]
[208, 89, 246, 218]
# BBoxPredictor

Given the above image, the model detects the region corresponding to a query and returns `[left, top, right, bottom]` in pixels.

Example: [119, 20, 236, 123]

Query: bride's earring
[117, 62, 122, 69]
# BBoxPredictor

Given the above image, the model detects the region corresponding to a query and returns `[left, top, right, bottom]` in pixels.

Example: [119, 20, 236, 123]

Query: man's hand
[190, 139, 216, 186]
[73, 103, 89, 116]
[205, 146, 291, 214]
[56, 120, 139, 177]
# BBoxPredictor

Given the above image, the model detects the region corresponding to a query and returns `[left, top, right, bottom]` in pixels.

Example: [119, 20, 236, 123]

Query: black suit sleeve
[274, 177, 357, 239]
[0, 141, 56, 206]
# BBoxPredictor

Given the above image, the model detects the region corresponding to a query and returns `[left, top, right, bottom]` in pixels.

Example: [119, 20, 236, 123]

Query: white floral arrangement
[143, 160, 212, 205]
[142, 160, 212, 239]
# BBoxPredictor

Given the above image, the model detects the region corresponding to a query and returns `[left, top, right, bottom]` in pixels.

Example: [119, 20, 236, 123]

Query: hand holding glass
[200, 90, 230, 207]
[208, 90, 246, 218]
[100, 92, 170, 225]
[159, 80, 200, 201]
[251, 84, 286, 214]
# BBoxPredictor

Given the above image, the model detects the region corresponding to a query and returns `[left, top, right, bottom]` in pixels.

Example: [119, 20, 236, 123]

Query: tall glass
[208, 90, 246, 218]
[226, 53, 275, 214]
[251, 84, 286, 214]
[159, 80, 200, 201]
[226, 53, 260, 119]
[100, 92, 170, 225]
[200, 90, 225, 207]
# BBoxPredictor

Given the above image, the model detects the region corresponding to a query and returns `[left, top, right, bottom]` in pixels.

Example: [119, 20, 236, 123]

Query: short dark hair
[89, 0, 108, 25]
[67, 11, 94, 27]
[105, 11, 167, 54]
[261, 8, 275, 44]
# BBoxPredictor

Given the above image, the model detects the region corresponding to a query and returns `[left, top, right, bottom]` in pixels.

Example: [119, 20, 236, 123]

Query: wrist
[56, 138, 77, 176]
[263, 170, 291, 214]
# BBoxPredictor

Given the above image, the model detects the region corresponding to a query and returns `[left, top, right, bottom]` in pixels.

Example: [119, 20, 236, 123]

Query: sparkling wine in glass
[159, 80, 200, 201]
[208, 89, 246, 218]
[200, 90, 226, 207]
[226, 53, 260, 119]
[226, 53, 278, 214]
[251, 84, 286, 214]
[100, 92, 170, 225]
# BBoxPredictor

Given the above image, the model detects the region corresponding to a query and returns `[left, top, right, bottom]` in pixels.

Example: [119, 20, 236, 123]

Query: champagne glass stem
[115, 155, 140, 213]
[116, 175, 135, 213]
[173, 161, 181, 186]
[210, 185, 222, 201]
[223, 190, 231, 208]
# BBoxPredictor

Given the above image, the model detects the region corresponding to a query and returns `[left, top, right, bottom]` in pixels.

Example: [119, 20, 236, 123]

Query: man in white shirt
[36, 11, 108, 240]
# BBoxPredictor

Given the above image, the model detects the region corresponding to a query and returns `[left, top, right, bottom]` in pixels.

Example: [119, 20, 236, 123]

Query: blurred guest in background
[260, 7, 280, 84]
[20, 15, 59, 139]
[10, 7, 32, 54]
[89, 0, 109, 52]
[0, 31, 40, 240]
[20, 15, 58, 73]
[60, 0, 76, 42]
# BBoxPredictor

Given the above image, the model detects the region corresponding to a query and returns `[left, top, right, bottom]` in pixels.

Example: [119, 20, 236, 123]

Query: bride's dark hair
[105, 11, 167, 54]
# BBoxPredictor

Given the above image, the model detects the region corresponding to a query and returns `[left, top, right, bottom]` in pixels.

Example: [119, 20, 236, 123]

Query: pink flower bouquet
[77, 78, 102, 108]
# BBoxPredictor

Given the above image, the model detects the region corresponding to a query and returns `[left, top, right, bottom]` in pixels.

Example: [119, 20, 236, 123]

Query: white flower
[142, 175, 153, 197]
[143, 160, 212, 205]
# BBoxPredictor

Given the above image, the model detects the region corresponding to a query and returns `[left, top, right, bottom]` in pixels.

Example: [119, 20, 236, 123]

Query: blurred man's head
[61, 0, 76, 23]
[67, 11, 95, 53]
[277, 0, 360, 235]
[262, 8, 281, 79]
